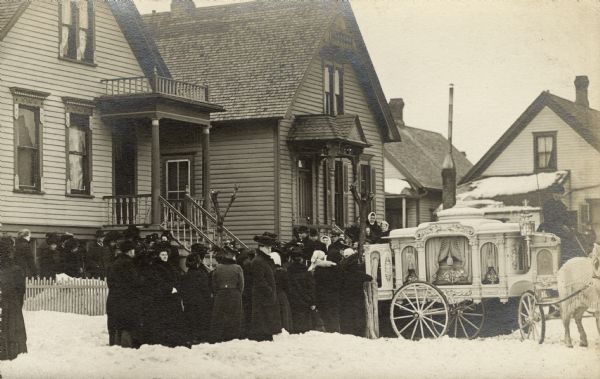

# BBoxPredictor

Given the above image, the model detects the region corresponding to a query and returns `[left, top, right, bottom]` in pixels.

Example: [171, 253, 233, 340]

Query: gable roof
[461, 91, 600, 183]
[0, 0, 29, 41]
[141, 0, 400, 141]
[385, 126, 473, 190]
[289, 114, 369, 146]
[106, 0, 171, 78]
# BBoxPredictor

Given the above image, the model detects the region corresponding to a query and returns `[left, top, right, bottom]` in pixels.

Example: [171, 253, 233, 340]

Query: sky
[133, 0, 600, 163]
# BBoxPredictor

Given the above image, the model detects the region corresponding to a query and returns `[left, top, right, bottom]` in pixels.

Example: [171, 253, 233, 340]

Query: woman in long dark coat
[287, 248, 316, 334]
[270, 252, 293, 332]
[339, 250, 372, 337]
[312, 252, 342, 333]
[0, 237, 27, 360]
[209, 247, 244, 343]
[180, 247, 212, 344]
[250, 235, 281, 341]
[148, 249, 187, 347]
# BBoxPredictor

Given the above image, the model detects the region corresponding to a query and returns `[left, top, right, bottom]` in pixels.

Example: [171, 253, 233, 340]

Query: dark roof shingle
[385, 126, 473, 190]
[289, 114, 368, 146]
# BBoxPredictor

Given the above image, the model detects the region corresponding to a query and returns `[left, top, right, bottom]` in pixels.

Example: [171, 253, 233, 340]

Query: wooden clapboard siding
[210, 122, 276, 244]
[483, 106, 600, 212]
[290, 54, 386, 227]
[0, 1, 146, 233]
[278, 118, 294, 241]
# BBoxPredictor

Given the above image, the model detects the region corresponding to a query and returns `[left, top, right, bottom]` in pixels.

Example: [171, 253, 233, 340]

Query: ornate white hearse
[364, 207, 560, 341]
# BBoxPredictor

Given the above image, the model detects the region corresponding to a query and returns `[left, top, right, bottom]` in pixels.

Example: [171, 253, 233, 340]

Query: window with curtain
[16, 105, 41, 190]
[60, 0, 94, 62]
[534, 133, 557, 171]
[426, 237, 471, 285]
[68, 113, 90, 194]
[401, 245, 418, 283]
[480, 242, 499, 284]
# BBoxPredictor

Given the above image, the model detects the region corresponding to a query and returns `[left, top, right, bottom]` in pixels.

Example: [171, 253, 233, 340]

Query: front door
[113, 126, 136, 224]
[165, 158, 191, 212]
[297, 158, 313, 224]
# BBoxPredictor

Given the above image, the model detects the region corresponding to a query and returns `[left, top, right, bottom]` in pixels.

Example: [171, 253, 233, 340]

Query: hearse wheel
[518, 290, 545, 344]
[448, 300, 486, 339]
[389, 281, 449, 340]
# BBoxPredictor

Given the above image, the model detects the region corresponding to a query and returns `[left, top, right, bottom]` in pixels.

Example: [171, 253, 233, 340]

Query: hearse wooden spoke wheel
[390, 281, 449, 340]
[448, 300, 486, 339]
[518, 291, 545, 344]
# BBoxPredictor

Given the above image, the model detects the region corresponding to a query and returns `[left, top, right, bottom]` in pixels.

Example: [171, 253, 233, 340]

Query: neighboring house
[0, 1, 223, 251]
[460, 76, 600, 237]
[143, 0, 400, 243]
[383, 98, 473, 229]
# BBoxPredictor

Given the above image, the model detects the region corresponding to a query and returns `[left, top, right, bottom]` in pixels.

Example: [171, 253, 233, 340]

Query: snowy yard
[1, 311, 599, 379]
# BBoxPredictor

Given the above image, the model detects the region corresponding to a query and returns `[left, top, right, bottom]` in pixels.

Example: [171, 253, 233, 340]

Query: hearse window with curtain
[323, 64, 344, 115]
[60, 0, 94, 63]
[534, 132, 557, 171]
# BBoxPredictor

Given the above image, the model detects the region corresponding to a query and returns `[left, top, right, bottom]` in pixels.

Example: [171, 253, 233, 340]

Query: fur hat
[191, 243, 208, 256]
[119, 240, 136, 253]
[253, 234, 277, 247]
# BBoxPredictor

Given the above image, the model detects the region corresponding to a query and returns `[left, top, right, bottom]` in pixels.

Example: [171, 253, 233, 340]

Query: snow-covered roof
[457, 171, 569, 201]
[384, 178, 413, 196]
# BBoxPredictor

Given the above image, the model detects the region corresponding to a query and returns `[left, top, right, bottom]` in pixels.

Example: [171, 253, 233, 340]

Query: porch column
[326, 144, 339, 226]
[202, 124, 211, 210]
[151, 118, 161, 225]
[401, 197, 407, 228]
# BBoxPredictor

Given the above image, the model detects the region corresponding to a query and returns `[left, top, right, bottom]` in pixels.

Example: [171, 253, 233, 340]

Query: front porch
[95, 72, 245, 248]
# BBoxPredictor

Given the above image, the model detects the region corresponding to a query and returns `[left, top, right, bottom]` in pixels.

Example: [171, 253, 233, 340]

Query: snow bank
[384, 178, 412, 195]
[458, 171, 568, 200]
[1, 311, 598, 379]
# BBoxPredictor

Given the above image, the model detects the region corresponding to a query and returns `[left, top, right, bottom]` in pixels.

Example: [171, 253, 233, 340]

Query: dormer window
[324, 64, 344, 115]
[60, 0, 94, 63]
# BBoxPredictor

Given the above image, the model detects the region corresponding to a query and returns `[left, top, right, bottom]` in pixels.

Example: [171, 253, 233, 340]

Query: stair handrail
[159, 196, 215, 246]
[184, 194, 249, 249]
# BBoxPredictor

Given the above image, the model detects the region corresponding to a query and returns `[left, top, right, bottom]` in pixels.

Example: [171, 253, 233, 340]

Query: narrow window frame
[533, 131, 557, 172]
[323, 61, 344, 116]
[63, 97, 94, 197]
[11, 88, 50, 194]
[58, 0, 95, 65]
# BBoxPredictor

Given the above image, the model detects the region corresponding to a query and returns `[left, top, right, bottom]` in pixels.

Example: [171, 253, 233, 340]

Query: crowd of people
[103, 221, 383, 348]
[0, 212, 390, 357]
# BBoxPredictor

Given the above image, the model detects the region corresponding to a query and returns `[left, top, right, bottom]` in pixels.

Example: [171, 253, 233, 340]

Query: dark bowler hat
[253, 234, 277, 247]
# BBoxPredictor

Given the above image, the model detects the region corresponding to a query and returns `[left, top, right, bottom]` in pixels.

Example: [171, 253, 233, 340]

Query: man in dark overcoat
[250, 234, 281, 341]
[287, 247, 316, 333]
[86, 230, 109, 278]
[339, 250, 372, 337]
[106, 240, 143, 347]
[539, 184, 579, 263]
[303, 228, 327, 261]
[38, 233, 62, 279]
[180, 244, 212, 343]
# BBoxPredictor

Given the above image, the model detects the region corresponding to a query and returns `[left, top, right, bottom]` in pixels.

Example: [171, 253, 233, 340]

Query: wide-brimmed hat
[254, 234, 277, 247]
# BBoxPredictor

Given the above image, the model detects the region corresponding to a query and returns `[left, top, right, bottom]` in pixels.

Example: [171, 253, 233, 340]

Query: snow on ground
[1, 311, 599, 379]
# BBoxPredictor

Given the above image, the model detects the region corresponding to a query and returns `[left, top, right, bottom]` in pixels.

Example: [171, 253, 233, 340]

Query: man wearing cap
[249, 233, 282, 341]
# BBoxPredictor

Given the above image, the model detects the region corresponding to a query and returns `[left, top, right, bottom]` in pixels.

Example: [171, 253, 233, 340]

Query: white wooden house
[460, 76, 600, 237]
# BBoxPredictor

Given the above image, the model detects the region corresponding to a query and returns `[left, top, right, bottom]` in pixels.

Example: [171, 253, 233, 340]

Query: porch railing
[160, 196, 214, 250]
[103, 194, 152, 226]
[25, 277, 108, 316]
[185, 194, 249, 249]
[100, 74, 208, 103]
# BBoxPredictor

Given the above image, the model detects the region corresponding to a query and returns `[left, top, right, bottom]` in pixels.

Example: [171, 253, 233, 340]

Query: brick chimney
[574, 75, 589, 107]
[389, 98, 405, 127]
[171, 0, 195, 18]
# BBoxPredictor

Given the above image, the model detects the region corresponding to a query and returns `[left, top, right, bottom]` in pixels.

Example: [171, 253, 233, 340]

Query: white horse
[557, 243, 600, 347]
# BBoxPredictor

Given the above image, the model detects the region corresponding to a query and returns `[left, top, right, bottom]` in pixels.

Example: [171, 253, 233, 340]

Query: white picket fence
[25, 277, 108, 316]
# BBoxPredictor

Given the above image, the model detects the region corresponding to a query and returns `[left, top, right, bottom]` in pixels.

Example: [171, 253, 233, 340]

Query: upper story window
[534, 132, 557, 172]
[63, 98, 94, 196]
[324, 64, 344, 116]
[11, 88, 50, 193]
[60, 0, 94, 63]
